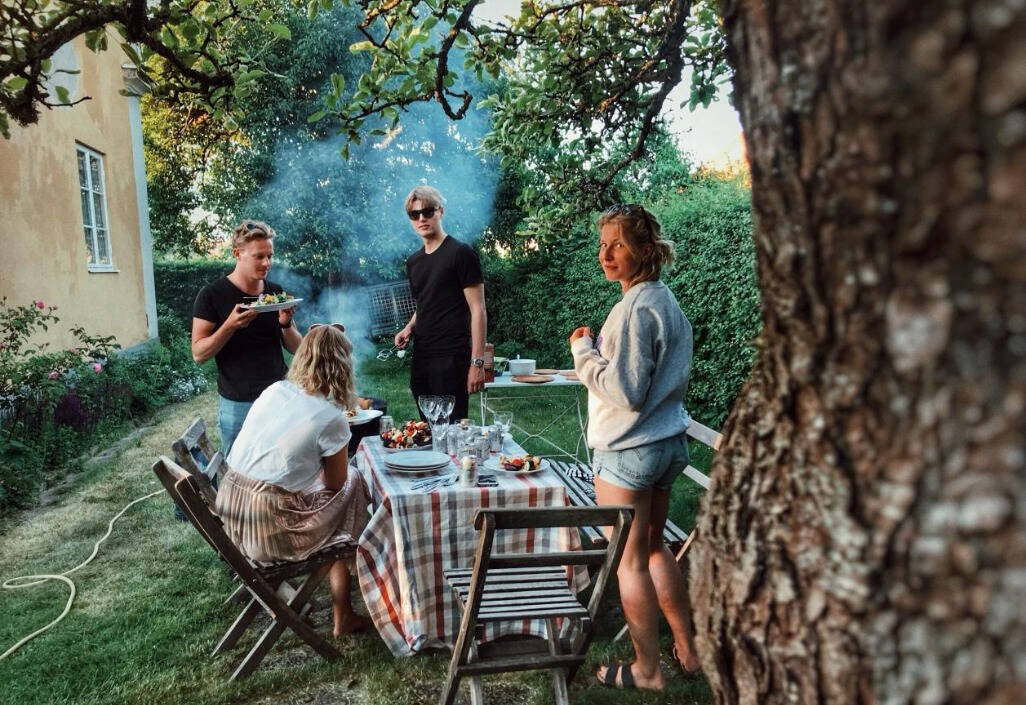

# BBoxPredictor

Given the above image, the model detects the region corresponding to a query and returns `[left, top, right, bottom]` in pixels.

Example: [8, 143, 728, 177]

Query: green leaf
[308, 0, 319, 19]
[5, 76, 28, 92]
[120, 42, 142, 65]
[55, 85, 70, 103]
[268, 23, 292, 40]
[330, 72, 345, 94]
[308, 109, 326, 123]
[349, 40, 375, 53]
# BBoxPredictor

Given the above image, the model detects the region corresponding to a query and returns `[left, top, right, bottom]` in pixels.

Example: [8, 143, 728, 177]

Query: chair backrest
[171, 417, 223, 503]
[470, 505, 633, 620]
[682, 418, 722, 490]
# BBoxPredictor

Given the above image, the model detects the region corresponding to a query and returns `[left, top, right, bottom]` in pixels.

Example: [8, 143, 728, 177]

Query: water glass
[380, 415, 394, 434]
[492, 411, 512, 436]
[432, 423, 449, 453]
[488, 424, 503, 453]
[446, 427, 461, 456]
[475, 433, 490, 462]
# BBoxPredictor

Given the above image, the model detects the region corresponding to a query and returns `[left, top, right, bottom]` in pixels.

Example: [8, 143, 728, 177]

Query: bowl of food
[507, 358, 536, 376]
[380, 420, 432, 452]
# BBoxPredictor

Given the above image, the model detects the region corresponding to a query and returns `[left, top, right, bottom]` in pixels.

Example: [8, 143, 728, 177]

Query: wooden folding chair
[171, 417, 224, 504]
[548, 418, 723, 641]
[152, 456, 353, 680]
[440, 505, 633, 705]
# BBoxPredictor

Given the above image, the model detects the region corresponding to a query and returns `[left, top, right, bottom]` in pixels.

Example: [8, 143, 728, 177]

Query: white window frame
[77, 144, 115, 272]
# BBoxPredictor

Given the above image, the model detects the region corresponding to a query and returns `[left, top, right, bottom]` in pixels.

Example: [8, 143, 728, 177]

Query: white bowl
[508, 358, 536, 375]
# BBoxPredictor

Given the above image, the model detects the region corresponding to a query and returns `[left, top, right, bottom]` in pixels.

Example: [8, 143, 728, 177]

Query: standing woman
[216, 324, 372, 636]
[568, 204, 700, 690]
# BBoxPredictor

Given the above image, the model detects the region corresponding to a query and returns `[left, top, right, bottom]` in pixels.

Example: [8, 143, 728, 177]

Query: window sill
[88, 267, 120, 274]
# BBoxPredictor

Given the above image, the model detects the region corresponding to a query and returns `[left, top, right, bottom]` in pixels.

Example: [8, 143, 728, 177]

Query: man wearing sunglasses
[394, 185, 488, 421]
[191, 220, 302, 456]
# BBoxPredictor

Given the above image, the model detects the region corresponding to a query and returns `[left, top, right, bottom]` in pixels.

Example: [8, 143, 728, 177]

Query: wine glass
[492, 411, 512, 439]
[417, 395, 441, 423]
[436, 395, 455, 425]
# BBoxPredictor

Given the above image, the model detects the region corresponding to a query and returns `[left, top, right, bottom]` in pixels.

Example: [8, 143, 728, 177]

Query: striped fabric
[355, 437, 587, 657]
[215, 467, 368, 563]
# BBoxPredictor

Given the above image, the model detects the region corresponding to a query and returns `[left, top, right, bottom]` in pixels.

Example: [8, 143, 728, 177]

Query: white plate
[241, 298, 303, 312]
[381, 442, 433, 453]
[386, 462, 451, 475]
[385, 450, 452, 470]
[346, 408, 383, 426]
[484, 456, 548, 474]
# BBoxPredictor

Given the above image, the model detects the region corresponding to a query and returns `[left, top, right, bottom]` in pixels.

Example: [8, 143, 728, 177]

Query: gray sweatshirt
[571, 280, 692, 451]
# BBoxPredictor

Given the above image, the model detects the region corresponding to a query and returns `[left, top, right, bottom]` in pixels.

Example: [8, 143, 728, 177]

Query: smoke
[242, 11, 500, 365]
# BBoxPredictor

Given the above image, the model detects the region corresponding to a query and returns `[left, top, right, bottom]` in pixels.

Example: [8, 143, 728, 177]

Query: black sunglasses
[604, 203, 644, 216]
[407, 206, 438, 220]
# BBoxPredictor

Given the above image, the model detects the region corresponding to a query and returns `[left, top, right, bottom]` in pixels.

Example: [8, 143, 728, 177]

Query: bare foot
[672, 643, 702, 675]
[333, 613, 373, 636]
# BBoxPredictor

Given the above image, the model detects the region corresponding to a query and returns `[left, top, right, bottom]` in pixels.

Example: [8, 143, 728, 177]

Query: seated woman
[215, 324, 372, 636]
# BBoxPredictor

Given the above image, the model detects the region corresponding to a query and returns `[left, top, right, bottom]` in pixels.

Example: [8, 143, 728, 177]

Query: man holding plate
[191, 219, 302, 455]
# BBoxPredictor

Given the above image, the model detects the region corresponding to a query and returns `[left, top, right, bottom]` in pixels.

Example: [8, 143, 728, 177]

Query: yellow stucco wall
[0, 34, 151, 354]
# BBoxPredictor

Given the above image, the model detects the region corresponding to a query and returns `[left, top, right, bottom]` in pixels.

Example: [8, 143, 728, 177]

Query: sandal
[596, 662, 637, 689]
[671, 644, 703, 678]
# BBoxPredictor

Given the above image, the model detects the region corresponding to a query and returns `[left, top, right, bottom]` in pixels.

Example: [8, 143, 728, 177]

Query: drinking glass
[417, 395, 441, 422]
[380, 415, 394, 434]
[432, 423, 449, 454]
[436, 395, 455, 424]
[492, 411, 513, 439]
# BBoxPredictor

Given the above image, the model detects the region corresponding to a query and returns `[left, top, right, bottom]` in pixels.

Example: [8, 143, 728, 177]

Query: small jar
[460, 455, 477, 488]
[475, 432, 490, 461]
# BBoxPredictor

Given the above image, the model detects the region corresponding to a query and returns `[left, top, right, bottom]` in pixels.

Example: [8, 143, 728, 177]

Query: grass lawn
[0, 358, 713, 705]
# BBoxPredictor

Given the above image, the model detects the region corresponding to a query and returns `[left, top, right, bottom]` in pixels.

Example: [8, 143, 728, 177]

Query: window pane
[84, 227, 96, 265]
[95, 229, 111, 265]
[89, 155, 102, 193]
[92, 192, 106, 229]
[80, 188, 93, 227]
[77, 151, 88, 188]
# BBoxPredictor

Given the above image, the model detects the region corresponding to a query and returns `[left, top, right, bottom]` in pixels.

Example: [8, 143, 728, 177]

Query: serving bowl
[507, 358, 536, 375]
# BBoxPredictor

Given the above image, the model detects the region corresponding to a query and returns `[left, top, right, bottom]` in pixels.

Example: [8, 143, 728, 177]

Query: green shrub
[480, 175, 760, 427]
[153, 258, 233, 324]
[0, 303, 211, 513]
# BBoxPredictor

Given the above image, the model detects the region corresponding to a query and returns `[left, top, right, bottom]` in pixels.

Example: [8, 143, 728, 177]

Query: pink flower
[69, 347, 78, 354]
[34, 300, 45, 309]
[49, 370, 59, 379]
[91, 362, 102, 373]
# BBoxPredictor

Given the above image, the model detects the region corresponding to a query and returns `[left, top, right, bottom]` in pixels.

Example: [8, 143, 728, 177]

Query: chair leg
[467, 642, 485, 705]
[547, 618, 570, 705]
[229, 563, 340, 680]
[223, 582, 248, 606]
[214, 596, 262, 655]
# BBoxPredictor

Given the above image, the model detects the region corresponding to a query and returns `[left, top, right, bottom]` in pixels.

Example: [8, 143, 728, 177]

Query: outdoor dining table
[354, 434, 587, 657]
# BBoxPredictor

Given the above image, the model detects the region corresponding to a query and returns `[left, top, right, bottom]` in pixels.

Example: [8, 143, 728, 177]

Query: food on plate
[357, 397, 372, 410]
[345, 408, 358, 418]
[381, 420, 432, 448]
[254, 291, 295, 305]
[499, 453, 542, 472]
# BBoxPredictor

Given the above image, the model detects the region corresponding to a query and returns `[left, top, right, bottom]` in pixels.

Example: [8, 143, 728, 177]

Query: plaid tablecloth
[355, 436, 585, 656]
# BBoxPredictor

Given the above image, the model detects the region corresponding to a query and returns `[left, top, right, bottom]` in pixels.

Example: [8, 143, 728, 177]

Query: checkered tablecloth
[355, 436, 585, 656]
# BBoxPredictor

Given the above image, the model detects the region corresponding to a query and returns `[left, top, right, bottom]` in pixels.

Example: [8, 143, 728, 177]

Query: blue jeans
[217, 395, 254, 459]
[593, 435, 690, 491]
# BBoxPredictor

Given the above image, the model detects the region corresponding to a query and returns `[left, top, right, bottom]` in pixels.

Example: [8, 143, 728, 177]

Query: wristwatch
[470, 357, 485, 368]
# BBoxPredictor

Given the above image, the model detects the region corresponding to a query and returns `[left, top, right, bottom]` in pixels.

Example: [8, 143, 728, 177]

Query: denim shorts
[593, 435, 690, 491]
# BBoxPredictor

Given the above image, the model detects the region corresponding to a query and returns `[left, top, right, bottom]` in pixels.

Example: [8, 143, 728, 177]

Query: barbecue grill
[365, 280, 416, 338]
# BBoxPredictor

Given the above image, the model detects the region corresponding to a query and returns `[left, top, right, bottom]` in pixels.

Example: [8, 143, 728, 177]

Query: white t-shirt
[227, 381, 351, 493]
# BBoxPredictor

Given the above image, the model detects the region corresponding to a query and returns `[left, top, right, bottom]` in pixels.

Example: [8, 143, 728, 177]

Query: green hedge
[153, 259, 233, 323]
[482, 176, 759, 427]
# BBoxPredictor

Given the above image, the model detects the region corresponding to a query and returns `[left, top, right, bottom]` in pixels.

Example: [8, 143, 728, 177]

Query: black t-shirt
[406, 236, 483, 356]
[193, 277, 288, 402]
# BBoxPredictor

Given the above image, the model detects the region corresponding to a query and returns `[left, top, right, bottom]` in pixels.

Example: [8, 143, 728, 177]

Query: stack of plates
[385, 450, 451, 474]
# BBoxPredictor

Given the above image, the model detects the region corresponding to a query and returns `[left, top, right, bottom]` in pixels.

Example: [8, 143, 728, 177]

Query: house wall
[0, 34, 153, 353]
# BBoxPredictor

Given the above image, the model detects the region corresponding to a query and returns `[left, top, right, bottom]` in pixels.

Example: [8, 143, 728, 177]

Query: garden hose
[0, 488, 164, 660]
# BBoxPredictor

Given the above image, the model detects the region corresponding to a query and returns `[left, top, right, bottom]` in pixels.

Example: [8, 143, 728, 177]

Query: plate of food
[380, 420, 432, 452]
[241, 292, 302, 312]
[345, 408, 383, 425]
[484, 453, 547, 474]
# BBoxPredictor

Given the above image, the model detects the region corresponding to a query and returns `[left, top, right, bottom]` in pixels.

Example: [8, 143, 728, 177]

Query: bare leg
[649, 488, 700, 671]
[594, 477, 665, 690]
[329, 560, 372, 636]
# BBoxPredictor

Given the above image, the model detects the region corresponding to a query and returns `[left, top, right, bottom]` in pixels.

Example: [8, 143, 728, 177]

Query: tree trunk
[691, 3, 1025, 705]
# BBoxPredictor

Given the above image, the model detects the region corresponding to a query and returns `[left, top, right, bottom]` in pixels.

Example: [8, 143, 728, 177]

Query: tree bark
[691, 2, 1026, 705]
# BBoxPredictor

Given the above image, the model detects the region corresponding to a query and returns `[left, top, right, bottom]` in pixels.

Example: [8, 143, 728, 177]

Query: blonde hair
[230, 219, 276, 251]
[287, 326, 356, 409]
[596, 204, 675, 286]
[404, 185, 443, 211]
